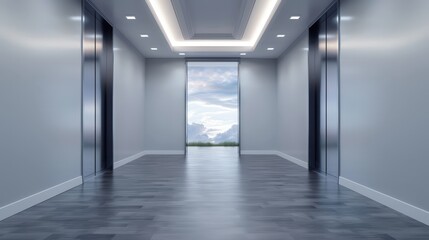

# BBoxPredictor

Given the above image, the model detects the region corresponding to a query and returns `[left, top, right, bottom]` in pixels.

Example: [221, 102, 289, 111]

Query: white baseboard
[114, 150, 186, 169]
[240, 150, 308, 169]
[144, 150, 185, 155]
[114, 151, 146, 169]
[0, 176, 82, 222]
[275, 151, 308, 169]
[339, 177, 429, 226]
[240, 150, 277, 155]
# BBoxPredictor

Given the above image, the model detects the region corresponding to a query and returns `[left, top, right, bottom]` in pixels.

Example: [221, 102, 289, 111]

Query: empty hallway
[1, 0, 429, 239]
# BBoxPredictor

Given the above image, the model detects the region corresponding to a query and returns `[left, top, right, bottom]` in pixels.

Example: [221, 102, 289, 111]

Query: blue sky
[187, 62, 239, 143]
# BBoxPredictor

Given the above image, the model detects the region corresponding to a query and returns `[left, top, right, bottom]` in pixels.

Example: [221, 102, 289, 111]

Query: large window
[187, 62, 239, 146]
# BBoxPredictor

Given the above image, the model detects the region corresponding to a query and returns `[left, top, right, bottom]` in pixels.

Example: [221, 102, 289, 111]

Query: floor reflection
[175, 147, 244, 237]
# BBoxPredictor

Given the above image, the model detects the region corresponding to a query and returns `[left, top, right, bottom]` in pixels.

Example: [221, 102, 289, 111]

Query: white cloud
[187, 65, 238, 109]
[188, 101, 237, 137]
[187, 123, 211, 143]
[187, 123, 238, 144]
[213, 124, 238, 144]
[187, 63, 239, 142]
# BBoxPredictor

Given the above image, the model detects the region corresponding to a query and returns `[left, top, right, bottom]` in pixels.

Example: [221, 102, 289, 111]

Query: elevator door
[325, 9, 339, 177]
[82, 7, 97, 178]
[318, 17, 327, 174]
[94, 16, 104, 173]
[309, 3, 339, 177]
[82, 3, 113, 179]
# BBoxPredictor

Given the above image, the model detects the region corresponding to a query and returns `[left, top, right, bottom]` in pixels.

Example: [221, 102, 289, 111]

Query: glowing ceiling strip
[146, 0, 281, 52]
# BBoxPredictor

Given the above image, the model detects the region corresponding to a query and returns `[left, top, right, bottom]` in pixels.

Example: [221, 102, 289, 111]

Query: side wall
[240, 59, 277, 152]
[0, 0, 82, 219]
[113, 30, 146, 162]
[276, 32, 309, 165]
[144, 59, 187, 153]
[340, 0, 429, 223]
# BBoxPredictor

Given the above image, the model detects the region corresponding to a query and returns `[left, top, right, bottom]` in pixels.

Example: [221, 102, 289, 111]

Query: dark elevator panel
[309, 2, 339, 177]
[82, 2, 113, 180]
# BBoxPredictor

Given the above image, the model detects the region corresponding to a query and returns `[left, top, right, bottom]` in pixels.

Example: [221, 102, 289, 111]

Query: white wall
[142, 59, 278, 153]
[144, 59, 186, 152]
[113, 30, 146, 162]
[276, 32, 309, 163]
[340, 0, 429, 219]
[0, 0, 82, 214]
[240, 59, 277, 152]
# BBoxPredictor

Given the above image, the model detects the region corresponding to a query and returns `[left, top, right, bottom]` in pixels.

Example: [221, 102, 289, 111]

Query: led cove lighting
[267, 47, 274, 51]
[126, 16, 136, 20]
[150, 47, 158, 51]
[277, 34, 285, 38]
[145, 0, 282, 52]
[140, 34, 149, 38]
[290, 16, 300, 20]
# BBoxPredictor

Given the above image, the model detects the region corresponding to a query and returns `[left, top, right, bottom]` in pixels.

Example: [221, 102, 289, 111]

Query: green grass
[187, 141, 239, 147]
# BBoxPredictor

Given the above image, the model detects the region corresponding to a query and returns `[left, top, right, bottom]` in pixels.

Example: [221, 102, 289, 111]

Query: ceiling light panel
[145, 0, 281, 52]
[150, 47, 158, 50]
[277, 34, 285, 38]
[140, 34, 149, 38]
[290, 16, 300, 20]
[126, 16, 136, 20]
[267, 47, 274, 51]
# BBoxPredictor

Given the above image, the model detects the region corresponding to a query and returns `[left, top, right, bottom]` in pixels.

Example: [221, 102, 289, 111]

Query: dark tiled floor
[1, 147, 429, 239]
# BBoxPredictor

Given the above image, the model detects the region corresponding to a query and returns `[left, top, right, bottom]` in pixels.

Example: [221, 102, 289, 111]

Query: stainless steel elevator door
[326, 10, 339, 177]
[318, 18, 327, 174]
[309, 2, 339, 178]
[82, 8, 96, 178]
[95, 17, 104, 173]
[82, 1, 113, 179]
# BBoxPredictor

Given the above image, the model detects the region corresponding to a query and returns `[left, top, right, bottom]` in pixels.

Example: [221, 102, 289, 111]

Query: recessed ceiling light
[179, 53, 186, 56]
[276, 34, 285, 38]
[240, 53, 247, 56]
[290, 16, 300, 20]
[126, 16, 136, 20]
[145, 0, 282, 52]
[267, 47, 274, 51]
[150, 47, 158, 51]
[140, 34, 149, 38]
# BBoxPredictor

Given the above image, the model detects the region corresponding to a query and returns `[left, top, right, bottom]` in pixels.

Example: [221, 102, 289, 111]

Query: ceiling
[172, 0, 255, 40]
[89, 0, 334, 58]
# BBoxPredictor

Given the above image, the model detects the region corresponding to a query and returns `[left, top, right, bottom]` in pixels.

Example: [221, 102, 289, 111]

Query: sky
[187, 62, 239, 143]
